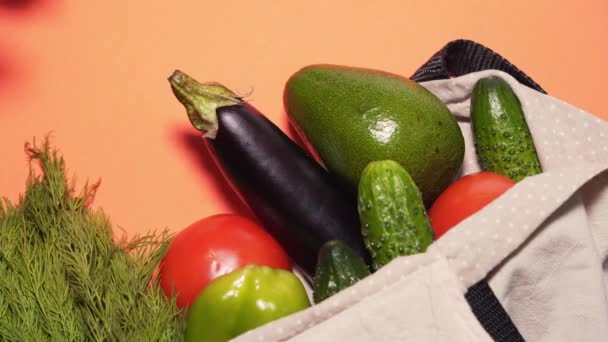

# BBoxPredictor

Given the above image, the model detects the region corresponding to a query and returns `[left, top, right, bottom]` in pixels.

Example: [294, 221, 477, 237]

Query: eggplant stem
[168, 70, 242, 139]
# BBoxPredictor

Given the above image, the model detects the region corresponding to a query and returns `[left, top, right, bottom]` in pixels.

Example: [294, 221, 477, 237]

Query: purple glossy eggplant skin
[206, 103, 370, 275]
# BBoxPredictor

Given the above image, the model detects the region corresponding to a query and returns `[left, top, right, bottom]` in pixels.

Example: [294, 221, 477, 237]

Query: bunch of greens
[0, 139, 185, 341]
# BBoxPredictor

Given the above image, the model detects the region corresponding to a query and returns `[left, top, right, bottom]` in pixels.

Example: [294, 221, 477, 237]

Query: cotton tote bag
[233, 40, 608, 342]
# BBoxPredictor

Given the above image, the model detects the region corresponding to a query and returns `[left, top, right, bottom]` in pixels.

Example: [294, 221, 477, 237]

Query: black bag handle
[412, 39, 546, 94]
[413, 39, 532, 342]
[466, 280, 525, 342]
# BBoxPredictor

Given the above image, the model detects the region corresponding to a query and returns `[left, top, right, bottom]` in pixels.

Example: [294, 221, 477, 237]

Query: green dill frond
[0, 138, 185, 341]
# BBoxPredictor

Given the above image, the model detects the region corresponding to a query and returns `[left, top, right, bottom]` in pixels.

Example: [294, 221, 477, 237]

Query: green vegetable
[284, 64, 465, 204]
[185, 265, 311, 342]
[471, 76, 542, 181]
[358, 160, 434, 270]
[0, 138, 184, 341]
[312, 240, 370, 303]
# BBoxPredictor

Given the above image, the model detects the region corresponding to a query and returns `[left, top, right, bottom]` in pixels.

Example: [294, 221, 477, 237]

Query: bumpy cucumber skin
[358, 160, 434, 270]
[284, 64, 465, 205]
[471, 77, 542, 181]
[312, 240, 370, 303]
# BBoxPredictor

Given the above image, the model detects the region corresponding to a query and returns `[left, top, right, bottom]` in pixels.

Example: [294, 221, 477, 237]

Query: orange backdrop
[1, 0, 607, 236]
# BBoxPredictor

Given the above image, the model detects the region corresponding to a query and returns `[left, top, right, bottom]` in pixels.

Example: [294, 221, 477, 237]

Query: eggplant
[169, 70, 370, 276]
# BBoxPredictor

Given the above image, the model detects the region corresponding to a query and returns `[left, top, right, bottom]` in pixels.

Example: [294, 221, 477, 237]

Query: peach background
[1, 0, 607, 236]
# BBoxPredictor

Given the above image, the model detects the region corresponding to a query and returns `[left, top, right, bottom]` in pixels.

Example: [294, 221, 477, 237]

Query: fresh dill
[0, 138, 185, 341]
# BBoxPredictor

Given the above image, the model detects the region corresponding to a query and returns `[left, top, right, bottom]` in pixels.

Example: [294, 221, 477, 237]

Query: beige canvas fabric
[233, 70, 608, 342]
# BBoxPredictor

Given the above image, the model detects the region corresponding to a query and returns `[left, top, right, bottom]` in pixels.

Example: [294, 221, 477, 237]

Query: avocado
[283, 64, 464, 204]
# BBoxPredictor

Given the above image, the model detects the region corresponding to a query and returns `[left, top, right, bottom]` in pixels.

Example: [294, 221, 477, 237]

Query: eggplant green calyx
[169, 70, 242, 139]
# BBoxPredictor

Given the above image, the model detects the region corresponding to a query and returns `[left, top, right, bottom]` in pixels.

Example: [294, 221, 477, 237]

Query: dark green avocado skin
[283, 64, 465, 204]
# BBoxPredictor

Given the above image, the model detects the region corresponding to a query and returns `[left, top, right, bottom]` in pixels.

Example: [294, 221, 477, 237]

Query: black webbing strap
[411, 39, 546, 94]
[412, 39, 531, 342]
[465, 281, 525, 342]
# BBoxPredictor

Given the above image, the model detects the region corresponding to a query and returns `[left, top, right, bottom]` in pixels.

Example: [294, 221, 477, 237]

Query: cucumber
[358, 160, 434, 270]
[312, 240, 370, 303]
[471, 77, 542, 181]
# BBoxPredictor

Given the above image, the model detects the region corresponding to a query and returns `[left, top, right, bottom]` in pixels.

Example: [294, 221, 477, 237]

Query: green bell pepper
[185, 265, 311, 342]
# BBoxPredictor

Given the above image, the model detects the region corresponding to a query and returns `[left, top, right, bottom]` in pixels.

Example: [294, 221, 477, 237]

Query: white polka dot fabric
[233, 70, 608, 342]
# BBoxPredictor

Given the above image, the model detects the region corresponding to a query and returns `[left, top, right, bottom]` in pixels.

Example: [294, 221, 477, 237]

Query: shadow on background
[287, 121, 306, 150]
[0, 46, 24, 104]
[0, 54, 11, 85]
[1, 0, 48, 11]
[0, 0, 61, 103]
[0, 0, 61, 18]
[171, 124, 254, 219]
[284, 111, 326, 167]
[1, 0, 35, 9]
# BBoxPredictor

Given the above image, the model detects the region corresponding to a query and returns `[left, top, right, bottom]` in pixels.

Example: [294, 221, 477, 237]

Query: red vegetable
[428, 172, 516, 239]
[158, 214, 291, 308]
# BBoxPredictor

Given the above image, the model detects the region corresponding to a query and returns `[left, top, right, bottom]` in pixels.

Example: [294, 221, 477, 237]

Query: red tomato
[158, 214, 291, 308]
[428, 172, 516, 239]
